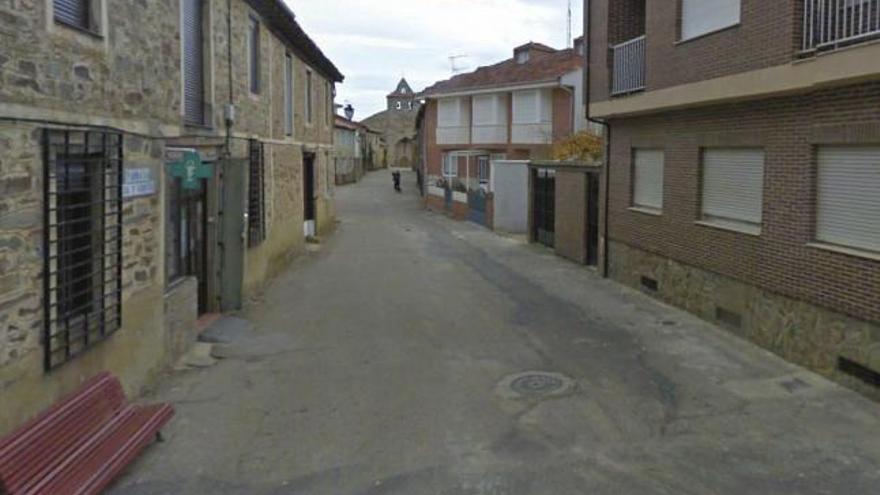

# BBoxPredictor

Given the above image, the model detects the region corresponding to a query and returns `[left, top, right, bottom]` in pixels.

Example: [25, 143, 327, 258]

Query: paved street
[112, 170, 880, 495]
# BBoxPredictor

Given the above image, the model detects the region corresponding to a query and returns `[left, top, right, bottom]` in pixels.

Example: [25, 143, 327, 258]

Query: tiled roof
[246, 0, 344, 82]
[420, 46, 583, 97]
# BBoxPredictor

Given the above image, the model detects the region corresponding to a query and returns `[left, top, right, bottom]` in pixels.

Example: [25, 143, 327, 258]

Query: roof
[246, 0, 344, 82]
[387, 78, 414, 98]
[334, 116, 360, 131]
[420, 45, 583, 97]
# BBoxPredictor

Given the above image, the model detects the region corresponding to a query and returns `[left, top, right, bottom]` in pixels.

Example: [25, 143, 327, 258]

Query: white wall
[491, 160, 530, 234]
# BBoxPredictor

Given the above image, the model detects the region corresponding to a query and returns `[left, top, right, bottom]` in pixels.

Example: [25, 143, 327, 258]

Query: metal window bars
[248, 139, 266, 247]
[42, 129, 123, 371]
[803, 0, 880, 51]
[611, 35, 647, 96]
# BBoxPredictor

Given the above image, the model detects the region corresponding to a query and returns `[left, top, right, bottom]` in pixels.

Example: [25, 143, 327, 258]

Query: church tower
[386, 78, 420, 113]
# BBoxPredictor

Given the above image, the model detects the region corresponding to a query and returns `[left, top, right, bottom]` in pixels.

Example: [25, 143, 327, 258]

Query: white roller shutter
[817, 147, 880, 252]
[513, 90, 538, 124]
[438, 98, 459, 127]
[633, 150, 664, 211]
[701, 148, 764, 226]
[473, 95, 496, 125]
[681, 0, 741, 40]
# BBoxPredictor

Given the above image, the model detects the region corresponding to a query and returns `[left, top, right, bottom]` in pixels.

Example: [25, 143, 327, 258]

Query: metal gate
[444, 185, 453, 211]
[532, 167, 555, 248]
[467, 189, 488, 226]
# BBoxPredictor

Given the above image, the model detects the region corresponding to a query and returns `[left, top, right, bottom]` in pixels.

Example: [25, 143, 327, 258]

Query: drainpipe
[584, 0, 612, 278]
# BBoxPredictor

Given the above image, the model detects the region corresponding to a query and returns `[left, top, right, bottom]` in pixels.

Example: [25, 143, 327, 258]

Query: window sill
[807, 242, 880, 262]
[54, 19, 103, 40]
[695, 219, 761, 236]
[629, 206, 662, 217]
[676, 23, 741, 45]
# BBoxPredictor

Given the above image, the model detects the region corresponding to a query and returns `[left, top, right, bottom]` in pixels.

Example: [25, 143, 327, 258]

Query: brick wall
[607, 81, 880, 324]
[554, 170, 589, 264]
[589, 0, 799, 103]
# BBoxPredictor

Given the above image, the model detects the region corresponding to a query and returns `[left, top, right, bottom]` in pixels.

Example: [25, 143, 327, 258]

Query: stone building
[361, 78, 421, 169]
[0, 0, 342, 435]
[334, 116, 362, 184]
[587, 0, 880, 398]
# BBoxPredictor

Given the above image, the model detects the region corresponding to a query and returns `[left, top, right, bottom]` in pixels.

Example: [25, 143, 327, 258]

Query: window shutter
[633, 150, 664, 210]
[284, 54, 293, 135]
[512, 91, 538, 124]
[701, 148, 764, 226]
[249, 18, 261, 94]
[439, 99, 458, 127]
[182, 0, 204, 125]
[817, 147, 880, 252]
[55, 0, 89, 29]
[681, 0, 740, 40]
[473, 95, 495, 125]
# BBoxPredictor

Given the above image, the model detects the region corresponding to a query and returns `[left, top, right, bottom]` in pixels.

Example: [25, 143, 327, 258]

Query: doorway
[303, 153, 316, 237]
[167, 177, 209, 314]
[532, 167, 555, 248]
[586, 173, 600, 267]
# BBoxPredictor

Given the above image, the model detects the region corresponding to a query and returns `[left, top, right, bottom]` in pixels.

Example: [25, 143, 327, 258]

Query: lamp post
[344, 104, 355, 121]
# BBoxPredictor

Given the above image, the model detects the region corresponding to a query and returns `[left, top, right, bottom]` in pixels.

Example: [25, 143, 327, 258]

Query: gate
[467, 189, 488, 226]
[444, 185, 453, 211]
[532, 167, 555, 248]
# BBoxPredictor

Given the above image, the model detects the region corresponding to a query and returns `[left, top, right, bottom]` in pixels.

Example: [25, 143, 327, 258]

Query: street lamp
[344, 104, 355, 121]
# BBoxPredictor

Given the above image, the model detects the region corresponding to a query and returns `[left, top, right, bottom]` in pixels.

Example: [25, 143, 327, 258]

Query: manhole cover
[511, 374, 564, 395]
[496, 371, 575, 399]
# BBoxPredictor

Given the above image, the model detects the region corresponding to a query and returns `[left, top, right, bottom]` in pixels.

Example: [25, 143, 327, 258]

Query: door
[586, 173, 600, 267]
[532, 168, 555, 248]
[220, 158, 246, 311]
[303, 153, 316, 236]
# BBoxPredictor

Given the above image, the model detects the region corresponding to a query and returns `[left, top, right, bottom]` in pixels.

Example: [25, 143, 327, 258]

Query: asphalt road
[111, 170, 880, 495]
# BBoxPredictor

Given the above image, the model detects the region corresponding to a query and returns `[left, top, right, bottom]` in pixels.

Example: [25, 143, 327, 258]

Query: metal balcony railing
[803, 0, 880, 51]
[611, 35, 646, 96]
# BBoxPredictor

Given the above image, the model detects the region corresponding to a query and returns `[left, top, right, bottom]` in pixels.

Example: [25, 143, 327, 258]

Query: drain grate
[497, 371, 575, 399]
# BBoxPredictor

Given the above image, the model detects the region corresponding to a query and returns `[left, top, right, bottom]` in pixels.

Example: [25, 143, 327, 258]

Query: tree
[550, 131, 602, 162]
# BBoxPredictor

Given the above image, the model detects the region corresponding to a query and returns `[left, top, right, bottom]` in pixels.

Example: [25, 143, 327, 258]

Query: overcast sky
[285, 0, 584, 119]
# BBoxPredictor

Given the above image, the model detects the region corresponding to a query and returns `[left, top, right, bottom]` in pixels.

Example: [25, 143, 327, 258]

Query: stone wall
[609, 240, 880, 400]
[163, 277, 199, 364]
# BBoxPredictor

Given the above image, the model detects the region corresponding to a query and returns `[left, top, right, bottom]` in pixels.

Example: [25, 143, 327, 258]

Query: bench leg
[156, 431, 165, 443]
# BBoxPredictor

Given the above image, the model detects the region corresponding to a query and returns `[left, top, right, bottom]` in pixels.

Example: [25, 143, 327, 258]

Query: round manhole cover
[496, 371, 575, 399]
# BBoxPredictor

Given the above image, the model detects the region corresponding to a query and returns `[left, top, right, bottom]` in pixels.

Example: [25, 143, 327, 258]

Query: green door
[220, 158, 246, 311]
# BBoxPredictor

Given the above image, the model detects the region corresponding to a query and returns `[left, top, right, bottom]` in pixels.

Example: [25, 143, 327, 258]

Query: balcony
[511, 123, 552, 144]
[437, 126, 470, 145]
[611, 35, 646, 96]
[803, 0, 880, 52]
[472, 125, 508, 144]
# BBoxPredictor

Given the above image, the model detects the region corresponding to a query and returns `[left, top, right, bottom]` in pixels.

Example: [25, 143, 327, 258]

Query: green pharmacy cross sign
[167, 149, 212, 190]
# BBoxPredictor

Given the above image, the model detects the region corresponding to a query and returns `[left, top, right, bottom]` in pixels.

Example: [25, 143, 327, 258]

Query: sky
[285, 0, 584, 120]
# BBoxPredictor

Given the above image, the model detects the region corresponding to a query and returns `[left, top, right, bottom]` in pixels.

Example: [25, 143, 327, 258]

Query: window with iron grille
[248, 140, 266, 247]
[306, 70, 314, 124]
[43, 130, 123, 371]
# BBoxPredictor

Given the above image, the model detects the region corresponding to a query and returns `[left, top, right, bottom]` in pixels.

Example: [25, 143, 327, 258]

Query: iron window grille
[43, 129, 123, 371]
[248, 140, 266, 247]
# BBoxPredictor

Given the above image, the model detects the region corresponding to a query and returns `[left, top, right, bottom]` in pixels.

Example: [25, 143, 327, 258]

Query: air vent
[640, 276, 658, 293]
[838, 357, 880, 388]
[715, 307, 743, 329]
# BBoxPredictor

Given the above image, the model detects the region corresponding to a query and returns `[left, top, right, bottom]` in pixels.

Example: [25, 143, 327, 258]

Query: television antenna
[567, 0, 572, 47]
[448, 54, 469, 74]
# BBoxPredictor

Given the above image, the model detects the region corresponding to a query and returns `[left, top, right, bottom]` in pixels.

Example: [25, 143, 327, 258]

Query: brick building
[0, 0, 342, 435]
[419, 41, 587, 222]
[586, 0, 880, 396]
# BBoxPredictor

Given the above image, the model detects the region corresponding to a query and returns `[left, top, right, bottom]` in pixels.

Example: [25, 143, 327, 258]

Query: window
[681, 0, 740, 40]
[632, 150, 664, 212]
[700, 148, 765, 232]
[438, 98, 461, 127]
[408, 101, 413, 110]
[248, 140, 266, 246]
[305, 69, 313, 124]
[443, 154, 458, 177]
[473, 95, 497, 126]
[516, 51, 529, 64]
[816, 146, 880, 253]
[54, 0, 92, 32]
[478, 156, 490, 183]
[396, 101, 402, 110]
[43, 130, 123, 371]
[512, 90, 551, 124]
[284, 53, 293, 135]
[326, 82, 333, 127]
[248, 16, 260, 94]
[182, 0, 205, 125]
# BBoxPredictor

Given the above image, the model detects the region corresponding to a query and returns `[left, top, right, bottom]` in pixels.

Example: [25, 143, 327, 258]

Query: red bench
[0, 372, 174, 495]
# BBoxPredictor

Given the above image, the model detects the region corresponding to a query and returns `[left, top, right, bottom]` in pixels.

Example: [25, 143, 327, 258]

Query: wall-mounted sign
[166, 148, 212, 190]
[122, 168, 156, 199]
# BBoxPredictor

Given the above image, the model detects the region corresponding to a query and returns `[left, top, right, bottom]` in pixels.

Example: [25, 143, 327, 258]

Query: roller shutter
[817, 146, 880, 252]
[633, 150, 664, 211]
[701, 148, 764, 226]
[681, 0, 740, 40]
[54, 0, 89, 29]
[182, 0, 204, 125]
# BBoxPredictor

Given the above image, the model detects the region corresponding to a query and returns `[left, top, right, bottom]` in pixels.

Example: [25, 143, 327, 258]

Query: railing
[803, 0, 880, 51]
[611, 35, 646, 96]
